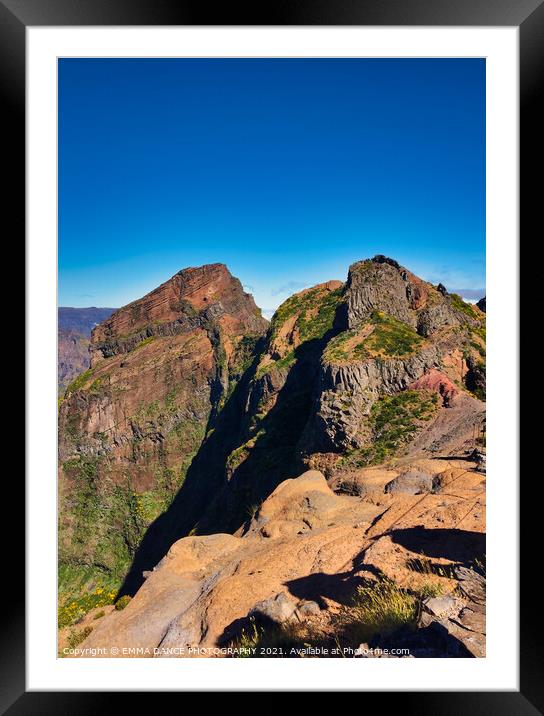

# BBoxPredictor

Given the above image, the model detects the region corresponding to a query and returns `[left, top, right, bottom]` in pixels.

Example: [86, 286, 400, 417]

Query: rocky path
[68, 461, 485, 658]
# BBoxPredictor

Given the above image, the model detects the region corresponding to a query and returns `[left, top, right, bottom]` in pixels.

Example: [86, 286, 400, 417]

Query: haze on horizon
[59, 58, 485, 314]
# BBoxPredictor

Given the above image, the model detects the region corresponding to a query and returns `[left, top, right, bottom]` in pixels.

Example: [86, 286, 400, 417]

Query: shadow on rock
[283, 571, 364, 609]
[117, 334, 330, 598]
[283, 555, 382, 608]
[367, 621, 477, 658]
[386, 527, 485, 567]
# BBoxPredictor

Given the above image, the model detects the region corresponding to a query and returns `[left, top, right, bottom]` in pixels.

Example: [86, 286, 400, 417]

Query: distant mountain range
[58, 307, 116, 392]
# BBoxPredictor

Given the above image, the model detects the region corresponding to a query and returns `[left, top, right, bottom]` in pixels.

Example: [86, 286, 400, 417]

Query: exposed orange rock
[409, 367, 459, 406]
[76, 466, 485, 658]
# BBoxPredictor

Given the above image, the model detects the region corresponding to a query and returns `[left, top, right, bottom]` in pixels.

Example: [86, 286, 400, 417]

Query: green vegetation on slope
[60, 452, 195, 564]
[132, 336, 156, 351]
[65, 368, 107, 396]
[226, 429, 266, 473]
[269, 286, 343, 341]
[366, 312, 423, 356]
[58, 566, 119, 629]
[60, 456, 147, 580]
[230, 334, 262, 377]
[217, 333, 263, 409]
[467, 324, 486, 360]
[255, 351, 297, 380]
[339, 390, 439, 468]
[211, 379, 314, 531]
[257, 286, 344, 378]
[58, 417, 203, 625]
[449, 293, 484, 321]
[325, 311, 423, 363]
[65, 368, 94, 394]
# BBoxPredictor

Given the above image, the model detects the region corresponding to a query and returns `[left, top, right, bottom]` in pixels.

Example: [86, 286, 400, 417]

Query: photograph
[57, 57, 487, 660]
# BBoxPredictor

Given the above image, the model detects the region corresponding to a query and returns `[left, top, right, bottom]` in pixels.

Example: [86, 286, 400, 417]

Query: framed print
[6, 0, 538, 707]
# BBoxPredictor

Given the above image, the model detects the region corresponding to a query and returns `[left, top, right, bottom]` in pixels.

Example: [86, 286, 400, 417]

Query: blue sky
[59, 58, 485, 314]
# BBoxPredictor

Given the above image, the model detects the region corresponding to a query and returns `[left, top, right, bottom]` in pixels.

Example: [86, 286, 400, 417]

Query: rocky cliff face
[301, 257, 485, 457]
[59, 256, 486, 658]
[58, 264, 267, 591]
[89, 264, 265, 367]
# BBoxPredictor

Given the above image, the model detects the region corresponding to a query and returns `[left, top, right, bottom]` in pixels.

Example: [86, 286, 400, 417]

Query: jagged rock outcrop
[299, 257, 485, 457]
[345, 255, 428, 328]
[476, 296, 486, 313]
[58, 264, 267, 589]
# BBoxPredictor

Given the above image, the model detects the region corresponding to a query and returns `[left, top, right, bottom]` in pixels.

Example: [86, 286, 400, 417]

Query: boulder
[422, 594, 459, 618]
[455, 566, 486, 605]
[384, 469, 434, 495]
[297, 601, 321, 617]
[249, 592, 298, 625]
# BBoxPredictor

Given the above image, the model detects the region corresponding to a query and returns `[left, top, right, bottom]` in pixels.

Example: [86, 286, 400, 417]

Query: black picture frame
[7, 0, 536, 708]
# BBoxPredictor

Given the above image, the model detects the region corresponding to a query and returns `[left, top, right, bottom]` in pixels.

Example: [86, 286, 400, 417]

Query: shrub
[416, 581, 445, 599]
[234, 617, 306, 658]
[67, 626, 93, 649]
[58, 579, 118, 629]
[236, 618, 264, 657]
[347, 579, 418, 643]
[114, 595, 132, 611]
[339, 390, 439, 467]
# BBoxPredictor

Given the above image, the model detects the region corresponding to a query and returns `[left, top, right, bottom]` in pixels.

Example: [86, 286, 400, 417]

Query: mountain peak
[90, 263, 266, 364]
[370, 254, 402, 270]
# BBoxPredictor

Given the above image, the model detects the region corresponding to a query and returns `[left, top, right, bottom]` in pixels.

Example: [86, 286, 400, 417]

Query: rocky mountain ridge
[58, 264, 267, 595]
[58, 256, 486, 658]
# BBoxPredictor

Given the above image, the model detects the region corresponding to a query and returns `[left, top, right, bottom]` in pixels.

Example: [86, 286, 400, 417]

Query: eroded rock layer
[58, 264, 267, 588]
